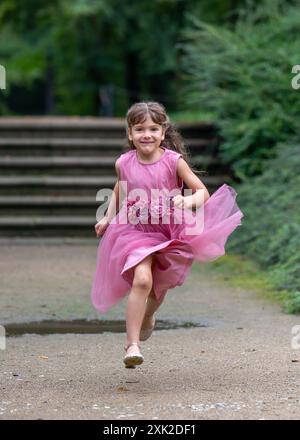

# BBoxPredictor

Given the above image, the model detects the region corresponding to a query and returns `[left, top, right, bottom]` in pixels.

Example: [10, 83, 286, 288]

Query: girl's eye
[135, 127, 159, 131]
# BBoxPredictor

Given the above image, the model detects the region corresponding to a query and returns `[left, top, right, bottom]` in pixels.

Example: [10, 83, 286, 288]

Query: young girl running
[91, 101, 244, 368]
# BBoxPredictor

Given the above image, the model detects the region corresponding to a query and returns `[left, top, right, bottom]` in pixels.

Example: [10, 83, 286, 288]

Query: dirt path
[0, 244, 300, 419]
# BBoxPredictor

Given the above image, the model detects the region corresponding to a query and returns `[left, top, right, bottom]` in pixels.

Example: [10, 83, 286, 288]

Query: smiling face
[127, 115, 166, 157]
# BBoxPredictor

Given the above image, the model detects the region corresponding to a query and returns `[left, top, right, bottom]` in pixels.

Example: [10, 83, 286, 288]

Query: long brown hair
[124, 101, 205, 178]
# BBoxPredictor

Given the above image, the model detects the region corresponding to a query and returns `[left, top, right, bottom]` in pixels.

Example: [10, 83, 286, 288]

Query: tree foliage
[0, 0, 183, 115]
[0, 0, 254, 115]
[179, 0, 300, 179]
[225, 142, 300, 312]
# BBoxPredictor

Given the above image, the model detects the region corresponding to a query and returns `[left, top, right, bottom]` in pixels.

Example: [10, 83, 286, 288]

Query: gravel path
[0, 244, 300, 420]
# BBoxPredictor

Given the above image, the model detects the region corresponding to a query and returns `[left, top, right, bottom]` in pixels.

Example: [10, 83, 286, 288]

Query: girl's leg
[125, 254, 154, 354]
[141, 253, 164, 326]
[142, 287, 164, 326]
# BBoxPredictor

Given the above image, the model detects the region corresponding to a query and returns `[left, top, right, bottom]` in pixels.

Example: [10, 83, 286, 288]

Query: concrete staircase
[0, 117, 232, 241]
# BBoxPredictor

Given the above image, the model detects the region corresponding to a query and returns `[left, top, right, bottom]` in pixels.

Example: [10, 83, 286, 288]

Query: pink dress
[91, 146, 244, 313]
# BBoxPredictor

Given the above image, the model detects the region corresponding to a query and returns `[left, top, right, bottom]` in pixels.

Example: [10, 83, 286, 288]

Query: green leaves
[179, 0, 300, 180]
[226, 143, 300, 312]
[0, 0, 184, 115]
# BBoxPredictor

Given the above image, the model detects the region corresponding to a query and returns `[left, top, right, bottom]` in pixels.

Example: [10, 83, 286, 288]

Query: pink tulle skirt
[91, 183, 244, 313]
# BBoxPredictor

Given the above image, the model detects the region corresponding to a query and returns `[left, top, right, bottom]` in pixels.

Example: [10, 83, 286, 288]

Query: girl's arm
[173, 158, 210, 209]
[95, 161, 123, 236]
[104, 161, 122, 223]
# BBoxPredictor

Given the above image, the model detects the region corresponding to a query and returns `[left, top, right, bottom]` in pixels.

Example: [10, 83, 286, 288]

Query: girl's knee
[132, 255, 153, 292]
[132, 275, 152, 293]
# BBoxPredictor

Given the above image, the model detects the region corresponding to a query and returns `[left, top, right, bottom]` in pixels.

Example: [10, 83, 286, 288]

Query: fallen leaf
[116, 386, 129, 392]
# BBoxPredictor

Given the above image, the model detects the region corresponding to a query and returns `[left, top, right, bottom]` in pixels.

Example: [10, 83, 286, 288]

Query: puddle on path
[4, 319, 207, 337]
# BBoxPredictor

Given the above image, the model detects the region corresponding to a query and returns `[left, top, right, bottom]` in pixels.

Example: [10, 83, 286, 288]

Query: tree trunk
[45, 55, 54, 114]
[125, 50, 140, 105]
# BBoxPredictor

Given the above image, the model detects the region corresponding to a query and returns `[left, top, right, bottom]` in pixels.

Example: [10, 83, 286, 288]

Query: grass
[192, 254, 290, 310]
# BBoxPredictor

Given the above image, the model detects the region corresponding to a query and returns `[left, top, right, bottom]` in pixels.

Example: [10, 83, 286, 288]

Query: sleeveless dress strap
[167, 149, 184, 190]
[116, 151, 131, 181]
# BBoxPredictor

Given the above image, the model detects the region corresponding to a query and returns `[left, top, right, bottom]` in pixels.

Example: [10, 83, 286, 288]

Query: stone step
[0, 175, 116, 186]
[0, 154, 216, 166]
[0, 117, 126, 140]
[0, 116, 125, 128]
[0, 216, 96, 238]
[0, 183, 229, 215]
[0, 117, 217, 140]
[0, 138, 125, 156]
[0, 175, 228, 196]
[0, 195, 98, 206]
[0, 117, 225, 237]
[0, 137, 218, 155]
[0, 237, 97, 245]
[0, 154, 220, 176]
[3, 212, 226, 238]
[0, 196, 100, 215]
[0, 215, 95, 226]
[0, 156, 118, 176]
[0, 138, 125, 147]
[0, 176, 114, 196]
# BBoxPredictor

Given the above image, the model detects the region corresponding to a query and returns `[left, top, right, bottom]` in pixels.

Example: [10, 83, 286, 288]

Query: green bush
[179, 0, 300, 180]
[226, 143, 300, 312]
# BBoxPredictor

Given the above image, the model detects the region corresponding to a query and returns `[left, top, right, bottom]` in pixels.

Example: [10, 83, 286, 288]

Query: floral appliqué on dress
[123, 195, 174, 224]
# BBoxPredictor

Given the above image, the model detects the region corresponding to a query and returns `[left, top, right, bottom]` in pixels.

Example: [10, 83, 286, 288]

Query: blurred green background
[0, 0, 299, 312]
[0, 0, 254, 117]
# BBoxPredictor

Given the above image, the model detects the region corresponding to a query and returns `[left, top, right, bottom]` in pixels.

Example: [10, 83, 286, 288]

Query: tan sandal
[123, 342, 144, 368]
[140, 316, 156, 341]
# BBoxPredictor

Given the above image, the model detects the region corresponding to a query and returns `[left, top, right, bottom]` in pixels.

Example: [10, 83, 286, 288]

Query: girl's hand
[172, 194, 193, 210]
[94, 217, 110, 237]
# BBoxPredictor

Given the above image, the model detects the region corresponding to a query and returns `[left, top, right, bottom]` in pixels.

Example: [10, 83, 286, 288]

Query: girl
[91, 101, 244, 368]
